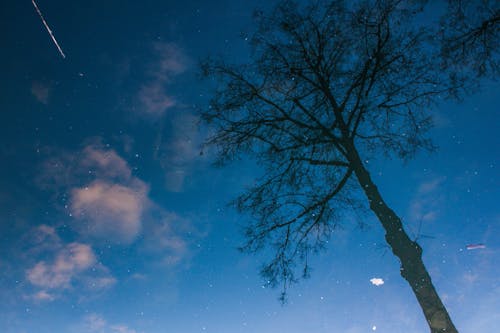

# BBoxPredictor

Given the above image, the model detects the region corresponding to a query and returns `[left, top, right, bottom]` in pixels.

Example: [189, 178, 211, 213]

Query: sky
[0, 1, 498, 332]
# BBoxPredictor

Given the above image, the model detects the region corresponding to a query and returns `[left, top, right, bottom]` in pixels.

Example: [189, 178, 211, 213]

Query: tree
[201, 1, 495, 332]
[440, 0, 499, 78]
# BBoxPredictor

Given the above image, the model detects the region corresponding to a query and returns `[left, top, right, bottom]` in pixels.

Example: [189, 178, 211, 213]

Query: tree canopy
[201, 0, 498, 331]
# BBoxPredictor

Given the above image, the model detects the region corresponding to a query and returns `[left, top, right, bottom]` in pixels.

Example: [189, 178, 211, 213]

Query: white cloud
[27, 243, 95, 289]
[38, 143, 150, 244]
[370, 278, 385, 286]
[81, 145, 132, 180]
[70, 180, 148, 243]
[38, 142, 196, 267]
[25, 228, 115, 301]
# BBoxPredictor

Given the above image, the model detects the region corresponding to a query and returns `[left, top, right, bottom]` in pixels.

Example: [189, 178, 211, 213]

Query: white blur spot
[372, 325, 377, 330]
[370, 278, 384, 286]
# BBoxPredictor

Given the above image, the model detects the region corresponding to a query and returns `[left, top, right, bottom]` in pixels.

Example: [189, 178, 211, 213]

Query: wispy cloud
[25, 226, 115, 301]
[27, 242, 96, 289]
[153, 42, 188, 78]
[81, 145, 132, 181]
[417, 177, 445, 195]
[30, 81, 51, 104]
[142, 211, 191, 267]
[83, 313, 139, 333]
[138, 83, 176, 116]
[32, 290, 55, 301]
[136, 42, 189, 117]
[407, 176, 446, 225]
[157, 112, 205, 192]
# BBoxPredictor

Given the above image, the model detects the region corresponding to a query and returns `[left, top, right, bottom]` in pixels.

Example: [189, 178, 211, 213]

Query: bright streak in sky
[31, 0, 66, 59]
[466, 243, 486, 250]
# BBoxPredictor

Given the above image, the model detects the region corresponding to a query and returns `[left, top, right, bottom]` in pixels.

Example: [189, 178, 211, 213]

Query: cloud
[83, 314, 138, 333]
[408, 176, 446, 224]
[38, 142, 197, 267]
[32, 290, 55, 301]
[27, 243, 95, 289]
[25, 229, 116, 301]
[370, 278, 385, 286]
[84, 313, 106, 332]
[417, 177, 446, 195]
[38, 143, 150, 243]
[81, 145, 132, 181]
[110, 325, 138, 333]
[26, 225, 61, 254]
[70, 180, 148, 243]
[31, 81, 51, 104]
[157, 112, 205, 192]
[153, 42, 188, 78]
[142, 211, 191, 267]
[138, 82, 176, 116]
[136, 42, 189, 117]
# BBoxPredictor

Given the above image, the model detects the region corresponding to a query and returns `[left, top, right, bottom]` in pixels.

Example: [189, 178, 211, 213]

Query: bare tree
[198, 0, 491, 332]
[440, 0, 499, 78]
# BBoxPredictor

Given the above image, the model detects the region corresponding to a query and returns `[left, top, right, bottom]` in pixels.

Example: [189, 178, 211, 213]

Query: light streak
[466, 243, 486, 250]
[31, 0, 66, 59]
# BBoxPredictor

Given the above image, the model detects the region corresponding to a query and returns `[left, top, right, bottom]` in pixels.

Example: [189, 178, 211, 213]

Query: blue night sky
[0, 1, 498, 332]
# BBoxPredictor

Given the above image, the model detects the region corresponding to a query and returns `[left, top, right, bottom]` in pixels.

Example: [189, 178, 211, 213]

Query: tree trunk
[346, 143, 458, 333]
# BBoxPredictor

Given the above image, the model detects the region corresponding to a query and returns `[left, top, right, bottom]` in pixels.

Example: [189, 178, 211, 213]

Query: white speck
[372, 325, 377, 330]
[370, 278, 384, 286]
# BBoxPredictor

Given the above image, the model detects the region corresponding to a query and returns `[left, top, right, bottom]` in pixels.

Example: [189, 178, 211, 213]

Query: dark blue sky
[0, 1, 498, 332]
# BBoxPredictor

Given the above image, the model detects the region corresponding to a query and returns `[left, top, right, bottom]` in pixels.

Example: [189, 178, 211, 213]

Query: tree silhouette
[201, 1, 496, 332]
[440, 0, 499, 78]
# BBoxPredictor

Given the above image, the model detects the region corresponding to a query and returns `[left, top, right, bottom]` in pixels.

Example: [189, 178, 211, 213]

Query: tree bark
[345, 142, 458, 333]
